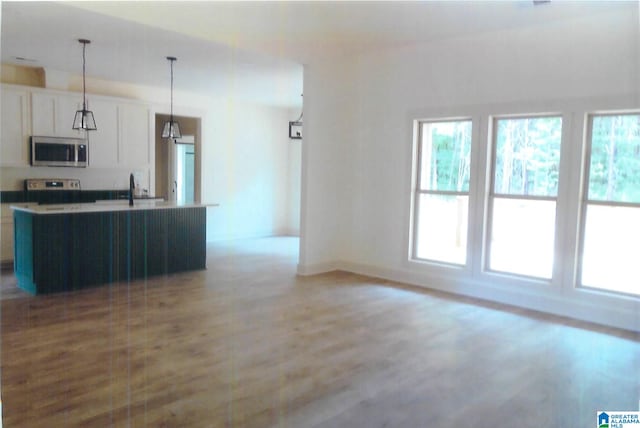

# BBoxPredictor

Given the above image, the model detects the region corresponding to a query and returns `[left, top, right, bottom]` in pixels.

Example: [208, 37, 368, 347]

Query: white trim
[297, 65, 310, 270]
[297, 261, 340, 276]
[338, 260, 640, 332]
[410, 118, 473, 266]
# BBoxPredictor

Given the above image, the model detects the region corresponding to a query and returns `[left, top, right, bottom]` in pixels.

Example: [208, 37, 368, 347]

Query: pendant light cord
[80, 39, 90, 110]
[170, 58, 175, 122]
[82, 40, 87, 110]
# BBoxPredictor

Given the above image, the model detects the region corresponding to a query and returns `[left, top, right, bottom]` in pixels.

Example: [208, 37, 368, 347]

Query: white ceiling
[1, 1, 633, 108]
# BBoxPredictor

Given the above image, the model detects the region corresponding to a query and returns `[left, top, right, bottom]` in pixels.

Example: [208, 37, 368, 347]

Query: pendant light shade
[161, 56, 182, 141]
[161, 120, 182, 139]
[73, 110, 96, 131]
[72, 39, 97, 131]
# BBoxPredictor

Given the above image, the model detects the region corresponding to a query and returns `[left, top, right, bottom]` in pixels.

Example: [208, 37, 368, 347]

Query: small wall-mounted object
[289, 121, 302, 139]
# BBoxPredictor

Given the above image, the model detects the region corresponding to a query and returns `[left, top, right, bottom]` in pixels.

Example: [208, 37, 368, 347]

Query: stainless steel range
[24, 178, 82, 204]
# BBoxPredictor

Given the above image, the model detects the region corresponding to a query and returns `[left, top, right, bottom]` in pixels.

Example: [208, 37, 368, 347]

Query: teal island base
[13, 206, 206, 294]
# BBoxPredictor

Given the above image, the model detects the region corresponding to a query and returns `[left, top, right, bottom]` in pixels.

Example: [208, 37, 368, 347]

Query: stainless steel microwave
[31, 136, 88, 167]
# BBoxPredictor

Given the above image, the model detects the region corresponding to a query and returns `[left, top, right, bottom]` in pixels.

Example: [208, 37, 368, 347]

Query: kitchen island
[12, 201, 214, 294]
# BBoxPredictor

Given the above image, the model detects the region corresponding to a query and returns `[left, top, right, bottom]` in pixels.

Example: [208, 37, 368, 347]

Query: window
[412, 119, 472, 265]
[580, 113, 640, 296]
[487, 116, 562, 279]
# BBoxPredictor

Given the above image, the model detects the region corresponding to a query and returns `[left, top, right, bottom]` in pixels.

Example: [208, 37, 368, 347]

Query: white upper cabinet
[6, 86, 152, 171]
[81, 99, 151, 168]
[1, 86, 30, 166]
[31, 91, 85, 139]
[30, 92, 55, 136]
[87, 99, 119, 167]
[119, 103, 150, 167]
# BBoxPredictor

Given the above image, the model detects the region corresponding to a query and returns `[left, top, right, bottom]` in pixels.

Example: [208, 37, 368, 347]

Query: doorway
[174, 139, 195, 204]
[155, 114, 201, 202]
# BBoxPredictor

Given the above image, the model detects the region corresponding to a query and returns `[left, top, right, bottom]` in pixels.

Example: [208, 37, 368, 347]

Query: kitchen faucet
[129, 173, 135, 206]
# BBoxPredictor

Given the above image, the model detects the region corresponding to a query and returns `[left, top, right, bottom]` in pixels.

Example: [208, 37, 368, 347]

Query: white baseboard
[297, 261, 340, 276]
[336, 260, 640, 333]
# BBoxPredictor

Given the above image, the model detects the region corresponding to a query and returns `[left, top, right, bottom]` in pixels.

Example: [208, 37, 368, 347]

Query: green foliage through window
[588, 114, 640, 204]
[494, 117, 562, 197]
[419, 120, 472, 192]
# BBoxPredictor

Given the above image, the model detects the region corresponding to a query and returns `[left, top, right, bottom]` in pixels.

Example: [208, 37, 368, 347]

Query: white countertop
[11, 200, 219, 215]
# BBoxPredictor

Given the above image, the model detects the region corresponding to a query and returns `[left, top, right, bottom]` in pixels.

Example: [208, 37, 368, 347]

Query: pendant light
[161, 56, 182, 141]
[72, 39, 97, 131]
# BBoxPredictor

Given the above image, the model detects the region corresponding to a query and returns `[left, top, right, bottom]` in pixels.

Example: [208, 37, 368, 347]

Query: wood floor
[1, 236, 639, 427]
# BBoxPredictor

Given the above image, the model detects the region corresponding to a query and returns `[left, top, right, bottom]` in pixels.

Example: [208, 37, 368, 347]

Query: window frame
[576, 112, 640, 296]
[410, 117, 473, 266]
[485, 113, 564, 280]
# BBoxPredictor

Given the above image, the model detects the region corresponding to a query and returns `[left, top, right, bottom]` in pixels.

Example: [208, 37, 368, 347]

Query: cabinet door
[31, 92, 84, 138]
[55, 94, 85, 138]
[1, 87, 30, 166]
[87, 99, 119, 167]
[119, 103, 150, 166]
[31, 92, 56, 136]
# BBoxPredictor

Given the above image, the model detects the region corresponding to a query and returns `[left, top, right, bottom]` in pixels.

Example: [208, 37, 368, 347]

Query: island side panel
[126, 209, 169, 279]
[13, 210, 37, 294]
[71, 212, 123, 288]
[13, 206, 206, 294]
[166, 206, 207, 273]
[29, 213, 118, 294]
[31, 214, 74, 294]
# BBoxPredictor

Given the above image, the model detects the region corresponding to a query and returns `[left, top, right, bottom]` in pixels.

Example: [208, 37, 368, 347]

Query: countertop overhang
[11, 200, 219, 215]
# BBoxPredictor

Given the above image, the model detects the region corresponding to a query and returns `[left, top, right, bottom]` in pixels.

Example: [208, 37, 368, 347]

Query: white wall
[348, 8, 639, 268]
[287, 113, 302, 236]
[298, 61, 357, 272]
[299, 7, 640, 330]
[202, 101, 294, 241]
[0, 165, 149, 191]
